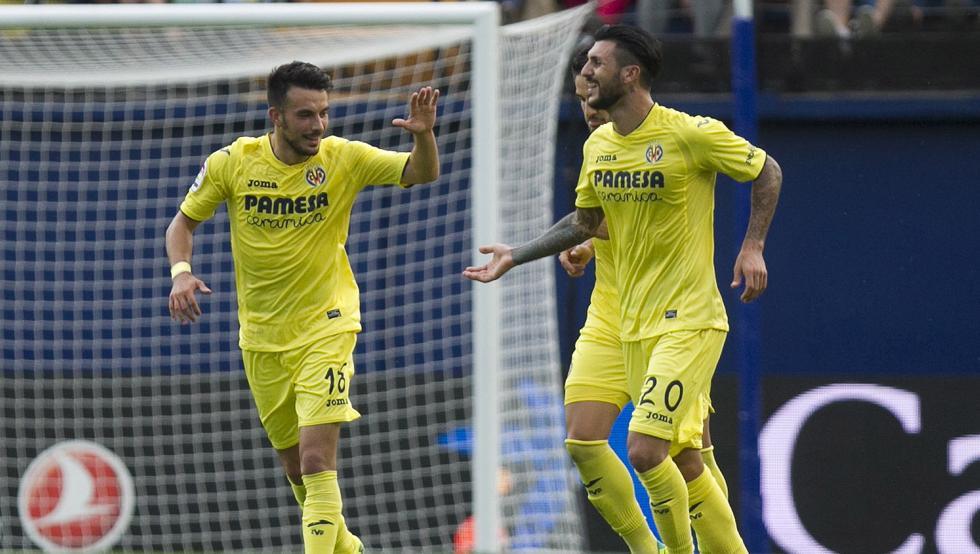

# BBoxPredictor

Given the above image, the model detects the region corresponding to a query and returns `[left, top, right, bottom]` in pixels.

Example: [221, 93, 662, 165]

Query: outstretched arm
[394, 86, 440, 185]
[463, 207, 605, 283]
[166, 211, 212, 324]
[732, 155, 782, 303]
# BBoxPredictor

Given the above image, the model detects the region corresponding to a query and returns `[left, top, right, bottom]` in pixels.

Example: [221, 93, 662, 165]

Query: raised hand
[392, 86, 440, 135]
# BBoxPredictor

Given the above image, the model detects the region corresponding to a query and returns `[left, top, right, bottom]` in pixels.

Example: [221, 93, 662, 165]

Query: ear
[268, 106, 281, 127]
[621, 64, 641, 87]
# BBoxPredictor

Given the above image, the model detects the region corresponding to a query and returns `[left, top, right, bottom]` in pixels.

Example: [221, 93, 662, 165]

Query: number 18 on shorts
[243, 332, 362, 450]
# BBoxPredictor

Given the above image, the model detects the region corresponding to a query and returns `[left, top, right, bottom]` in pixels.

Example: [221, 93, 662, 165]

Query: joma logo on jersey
[243, 193, 328, 215]
[595, 154, 617, 163]
[593, 170, 664, 189]
[247, 179, 279, 189]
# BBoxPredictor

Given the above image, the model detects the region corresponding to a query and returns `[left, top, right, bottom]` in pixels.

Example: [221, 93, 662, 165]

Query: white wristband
[170, 261, 192, 280]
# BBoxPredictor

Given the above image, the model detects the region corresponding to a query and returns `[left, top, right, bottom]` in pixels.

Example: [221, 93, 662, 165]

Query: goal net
[0, 4, 590, 553]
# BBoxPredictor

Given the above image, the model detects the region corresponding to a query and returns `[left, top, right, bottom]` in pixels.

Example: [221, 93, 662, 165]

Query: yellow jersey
[575, 104, 766, 341]
[585, 238, 620, 336]
[180, 134, 410, 351]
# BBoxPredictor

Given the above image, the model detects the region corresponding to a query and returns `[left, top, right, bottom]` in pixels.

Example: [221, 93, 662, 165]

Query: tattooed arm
[731, 155, 783, 302]
[462, 207, 605, 283]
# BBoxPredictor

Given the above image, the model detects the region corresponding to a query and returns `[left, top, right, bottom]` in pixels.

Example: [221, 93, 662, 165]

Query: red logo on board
[18, 440, 135, 552]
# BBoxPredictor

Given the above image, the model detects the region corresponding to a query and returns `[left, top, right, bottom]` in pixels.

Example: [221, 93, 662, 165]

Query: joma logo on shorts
[325, 398, 348, 407]
[646, 412, 673, 424]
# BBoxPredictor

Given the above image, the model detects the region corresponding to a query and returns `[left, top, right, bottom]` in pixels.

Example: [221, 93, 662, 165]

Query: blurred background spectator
[637, 0, 728, 37]
[813, 0, 895, 37]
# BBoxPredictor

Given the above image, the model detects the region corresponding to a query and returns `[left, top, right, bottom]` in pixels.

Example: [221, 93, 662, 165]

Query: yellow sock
[636, 457, 693, 554]
[289, 477, 307, 507]
[302, 470, 343, 554]
[700, 447, 728, 500]
[333, 515, 363, 554]
[566, 440, 661, 554]
[686, 470, 747, 554]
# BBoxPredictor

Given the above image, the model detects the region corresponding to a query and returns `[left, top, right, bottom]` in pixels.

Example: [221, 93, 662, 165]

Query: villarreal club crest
[306, 165, 326, 187]
[645, 144, 663, 164]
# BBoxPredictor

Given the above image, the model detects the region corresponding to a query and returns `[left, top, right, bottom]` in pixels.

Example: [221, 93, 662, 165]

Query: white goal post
[0, 3, 590, 553]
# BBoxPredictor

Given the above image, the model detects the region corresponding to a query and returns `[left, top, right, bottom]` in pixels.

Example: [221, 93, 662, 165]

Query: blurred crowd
[1, 0, 976, 34]
[577, 0, 980, 37]
[534, 0, 979, 35]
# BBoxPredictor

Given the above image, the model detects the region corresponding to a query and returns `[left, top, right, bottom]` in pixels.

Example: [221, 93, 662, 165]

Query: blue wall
[751, 120, 980, 376]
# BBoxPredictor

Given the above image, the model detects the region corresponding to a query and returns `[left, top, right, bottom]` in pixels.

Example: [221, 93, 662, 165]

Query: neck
[269, 130, 308, 165]
[608, 90, 655, 136]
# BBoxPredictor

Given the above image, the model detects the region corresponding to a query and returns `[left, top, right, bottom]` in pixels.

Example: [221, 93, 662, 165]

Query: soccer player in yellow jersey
[560, 47, 728, 554]
[561, 48, 665, 554]
[165, 61, 440, 554]
[465, 25, 782, 554]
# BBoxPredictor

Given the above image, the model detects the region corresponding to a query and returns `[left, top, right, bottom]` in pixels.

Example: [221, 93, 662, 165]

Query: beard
[284, 133, 319, 157]
[279, 120, 321, 158]
[587, 78, 626, 111]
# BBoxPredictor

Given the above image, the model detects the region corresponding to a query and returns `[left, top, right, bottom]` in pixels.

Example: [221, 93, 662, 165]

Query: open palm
[392, 86, 439, 134]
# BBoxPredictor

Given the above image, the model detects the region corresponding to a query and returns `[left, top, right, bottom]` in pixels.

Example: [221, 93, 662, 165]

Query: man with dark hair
[561, 46, 665, 554]
[591, 24, 663, 94]
[465, 24, 782, 553]
[561, 45, 729, 553]
[167, 60, 440, 553]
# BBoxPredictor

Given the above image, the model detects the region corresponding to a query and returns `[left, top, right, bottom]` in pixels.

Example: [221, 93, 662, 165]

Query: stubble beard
[588, 79, 625, 111]
[279, 120, 320, 159]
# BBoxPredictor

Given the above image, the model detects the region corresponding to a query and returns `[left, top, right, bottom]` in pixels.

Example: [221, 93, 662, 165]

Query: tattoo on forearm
[512, 208, 602, 265]
[745, 157, 782, 244]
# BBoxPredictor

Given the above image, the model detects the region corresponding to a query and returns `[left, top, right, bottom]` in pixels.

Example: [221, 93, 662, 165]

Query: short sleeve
[683, 116, 767, 183]
[344, 140, 411, 190]
[179, 148, 231, 222]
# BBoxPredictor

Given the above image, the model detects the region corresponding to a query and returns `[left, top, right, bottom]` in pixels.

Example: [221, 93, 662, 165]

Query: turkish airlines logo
[18, 440, 135, 552]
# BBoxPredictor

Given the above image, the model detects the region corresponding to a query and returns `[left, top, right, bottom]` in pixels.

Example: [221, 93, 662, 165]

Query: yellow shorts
[624, 329, 726, 457]
[242, 332, 361, 450]
[565, 319, 631, 410]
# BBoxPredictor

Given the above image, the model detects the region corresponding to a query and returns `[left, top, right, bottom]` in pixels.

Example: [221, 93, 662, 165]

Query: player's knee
[299, 450, 333, 475]
[672, 449, 705, 482]
[626, 433, 669, 473]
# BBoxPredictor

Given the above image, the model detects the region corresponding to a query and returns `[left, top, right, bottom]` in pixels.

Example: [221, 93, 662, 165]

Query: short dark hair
[592, 25, 663, 89]
[570, 42, 592, 78]
[267, 61, 333, 109]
